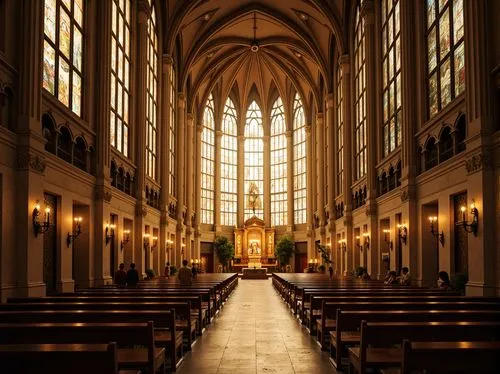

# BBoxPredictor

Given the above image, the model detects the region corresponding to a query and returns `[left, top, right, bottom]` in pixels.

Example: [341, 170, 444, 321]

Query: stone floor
[177, 278, 336, 374]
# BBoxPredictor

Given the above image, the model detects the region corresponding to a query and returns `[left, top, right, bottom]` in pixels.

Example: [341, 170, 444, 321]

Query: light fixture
[338, 239, 347, 251]
[32, 201, 52, 237]
[428, 216, 444, 246]
[143, 234, 150, 251]
[151, 236, 158, 251]
[362, 233, 370, 250]
[397, 223, 408, 244]
[181, 243, 186, 258]
[67, 217, 83, 247]
[382, 229, 393, 250]
[355, 235, 362, 251]
[456, 200, 479, 236]
[105, 223, 116, 245]
[121, 229, 130, 250]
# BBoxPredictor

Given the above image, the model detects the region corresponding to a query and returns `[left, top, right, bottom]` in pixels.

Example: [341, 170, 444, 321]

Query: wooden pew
[347, 321, 500, 374]
[0, 322, 163, 373]
[329, 310, 500, 370]
[0, 342, 140, 374]
[0, 310, 182, 371]
[0, 301, 197, 349]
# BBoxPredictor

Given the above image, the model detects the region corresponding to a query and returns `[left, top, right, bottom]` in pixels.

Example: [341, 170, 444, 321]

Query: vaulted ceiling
[159, 0, 349, 118]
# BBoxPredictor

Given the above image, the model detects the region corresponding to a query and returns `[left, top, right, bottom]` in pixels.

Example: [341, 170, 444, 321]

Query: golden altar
[234, 215, 275, 268]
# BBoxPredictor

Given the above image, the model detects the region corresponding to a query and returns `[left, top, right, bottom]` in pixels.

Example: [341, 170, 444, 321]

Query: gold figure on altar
[248, 241, 261, 255]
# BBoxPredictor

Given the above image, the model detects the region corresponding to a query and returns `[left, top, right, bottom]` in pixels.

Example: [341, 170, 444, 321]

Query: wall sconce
[32, 201, 52, 237]
[456, 200, 479, 236]
[181, 243, 186, 258]
[382, 229, 393, 250]
[67, 217, 83, 248]
[338, 239, 347, 251]
[355, 236, 362, 251]
[397, 223, 408, 244]
[105, 223, 116, 245]
[362, 233, 370, 250]
[428, 216, 444, 246]
[143, 234, 150, 251]
[151, 236, 158, 251]
[121, 229, 130, 250]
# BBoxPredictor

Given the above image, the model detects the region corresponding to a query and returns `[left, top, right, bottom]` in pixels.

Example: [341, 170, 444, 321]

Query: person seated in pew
[178, 259, 193, 286]
[126, 262, 140, 287]
[164, 262, 171, 278]
[113, 263, 127, 287]
[399, 266, 411, 286]
[437, 270, 451, 290]
[384, 271, 398, 285]
[361, 269, 371, 281]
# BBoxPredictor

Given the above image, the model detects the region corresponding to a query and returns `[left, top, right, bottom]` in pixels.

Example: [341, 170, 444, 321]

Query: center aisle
[177, 278, 335, 374]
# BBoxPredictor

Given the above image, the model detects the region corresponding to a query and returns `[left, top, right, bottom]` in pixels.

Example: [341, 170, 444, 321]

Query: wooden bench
[382, 340, 500, 374]
[330, 309, 500, 369]
[0, 322, 163, 373]
[0, 342, 140, 374]
[0, 310, 181, 371]
[347, 321, 500, 373]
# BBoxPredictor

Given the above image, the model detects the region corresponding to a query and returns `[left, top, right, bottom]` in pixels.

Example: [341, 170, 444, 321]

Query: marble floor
[176, 278, 337, 374]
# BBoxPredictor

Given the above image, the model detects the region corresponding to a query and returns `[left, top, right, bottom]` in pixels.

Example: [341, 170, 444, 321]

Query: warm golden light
[143, 234, 150, 238]
[74, 217, 82, 223]
[362, 233, 369, 237]
[355, 236, 360, 240]
[460, 206, 466, 213]
[123, 229, 130, 234]
[35, 203, 41, 211]
[45, 207, 50, 214]
[152, 236, 158, 240]
[110, 224, 116, 229]
[470, 203, 475, 210]
[383, 229, 391, 234]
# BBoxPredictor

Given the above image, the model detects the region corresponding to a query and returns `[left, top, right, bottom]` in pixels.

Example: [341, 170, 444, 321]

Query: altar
[242, 268, 268, 279]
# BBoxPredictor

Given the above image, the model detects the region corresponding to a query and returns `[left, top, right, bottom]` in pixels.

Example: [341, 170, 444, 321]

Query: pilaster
[315, 112, 325, 228]
[305, 124, 315, 259]
[214, 130, 222, 231]
[263, 134, 271, 225]
[286, 130, 294, 232]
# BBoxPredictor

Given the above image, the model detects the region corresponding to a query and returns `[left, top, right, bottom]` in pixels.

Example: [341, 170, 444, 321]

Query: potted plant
[145, 268, 156, 280]
[169, 265, 177, 276]
[316, 243, 333, 266]
[214, 235, 235, 272]
[274, 235, 295, 271]
[318, 264, 326, 274]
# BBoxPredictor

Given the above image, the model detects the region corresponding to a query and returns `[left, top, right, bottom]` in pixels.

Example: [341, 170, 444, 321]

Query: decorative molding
[17, 152, 46, 174]
[135, 204, 148, 218]
[400, 188, 410, 202]
[95, 186, 112, 203]
[365, 204, 377, 217]
[465, 152, 493, 175]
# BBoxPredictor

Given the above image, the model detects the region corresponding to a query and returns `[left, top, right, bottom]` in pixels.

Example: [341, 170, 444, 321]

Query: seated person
[384, 270, 398, 285]
[437, 270, 451, 290]
[399, 266, 411, 286]
[361, 270, 371, 281]
[178, 259, 193, 286]
[113, 263, 127, 287]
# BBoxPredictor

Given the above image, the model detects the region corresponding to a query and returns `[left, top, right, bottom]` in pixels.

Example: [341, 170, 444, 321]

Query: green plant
[318, 264, 326, 273]
[145, 268, 156, 279]
[451, 273, 468, 294]
[214, 235, 235, 272]
[352, 266, 367, 278]
[316, 243, 332, 265]
[274, 235, 295, 267]
[169, 265, 177, 276]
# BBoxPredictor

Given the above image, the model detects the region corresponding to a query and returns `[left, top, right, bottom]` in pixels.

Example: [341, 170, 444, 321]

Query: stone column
[305, 125, 315, 259]
[340, 55, 352, 276]
[237, 135, 245, 227]
[132, 2, 150, 276]
[92, 0, 113, 286]
[361, 0, 379, 277]
[463, 1, 495, 296]
[159, 55, 173, 271]
[175, 93, 186, 265]
[315, 113, 326, 229]
[286, 130, 294, 232]
[214, 130, 222, 232]
[263, 134, 271, 225]
[194, 123, 203, 260]
[14, 0, 46, 297]
[185, 113, 194, 259]
[326, 94, 336, 264]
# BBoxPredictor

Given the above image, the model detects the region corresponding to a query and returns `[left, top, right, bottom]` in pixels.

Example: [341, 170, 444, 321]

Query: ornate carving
[95, 186, 112, 202]
[135, 204, 147, 218]
[465, 152, 493, 175]
[400, 188, 410, 202]
[17, 152, 46, 174]
[365, 204, 377, 217]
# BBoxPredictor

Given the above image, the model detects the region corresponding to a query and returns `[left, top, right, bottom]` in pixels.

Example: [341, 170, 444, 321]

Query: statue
[246, 182, 262, 215]
[248, 241, 261, 255]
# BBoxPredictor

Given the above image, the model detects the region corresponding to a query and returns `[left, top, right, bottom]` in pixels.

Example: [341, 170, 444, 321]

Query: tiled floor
[177, 278, 336, 374]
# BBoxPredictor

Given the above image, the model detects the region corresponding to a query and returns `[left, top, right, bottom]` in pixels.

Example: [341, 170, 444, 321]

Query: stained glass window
[110, 0, 130, 157]
[145, 5, 158, 180]
[354, 4, 367, 180]
[336, 65, 344, 195]
[244, 101, 264, 221]
[426, 0, 464, 117]
[43, 0, 84, 116]
[201, 94, 215, 225]
[221, 98, 238, 226]
[381, 0, 401, 157]
[293, 93, 307, 224]
[169, 66, 176, 196]
[270, 97, 287, 226]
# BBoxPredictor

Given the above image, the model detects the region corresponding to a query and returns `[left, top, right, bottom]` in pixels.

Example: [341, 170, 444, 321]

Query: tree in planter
[214, 235, 235, 272]
[316, 243, 333, 267]
[274, 235, 295, 271]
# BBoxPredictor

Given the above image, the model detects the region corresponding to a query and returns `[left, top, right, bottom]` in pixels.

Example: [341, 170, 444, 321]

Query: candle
[460, 206, 466, 222]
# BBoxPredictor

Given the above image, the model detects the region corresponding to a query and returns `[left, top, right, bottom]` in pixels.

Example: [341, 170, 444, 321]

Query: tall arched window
[221, 98, 238, 226]
[43, 0, 84, 116]
[382, 0, 401, 157]
[270, 97, 287, 226]
[426, 0, 465, 117]
[354, 4, 367, 180]
[293, 93, 307, 224]
[145, 4, 158, 180]
[336, 65, 344, 195]
[110, 0, 131, 157]
[201, 94, 215, 225]
[244, 101, 264, 221]
[169, 66, 176, 195]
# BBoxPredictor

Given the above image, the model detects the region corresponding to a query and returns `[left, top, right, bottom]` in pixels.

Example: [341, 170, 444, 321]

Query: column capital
[186, 113, 194, 123]
[216, 130, 223, 138]
[262, 135, 270, 143]
[360, 0, 375, 24]
[197, 124, 204, 133]
[163, 54, 174, 68]
[326, 94, 334, 109]
[285, 130, 293, 138]
[316, 112, 324, 123]
[178, 93, 186, 108]
[137, 0, 151, 24]
[339, 55, 350, 73]
[305, 125, 312, 135]
[237, 135, 245, 142]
